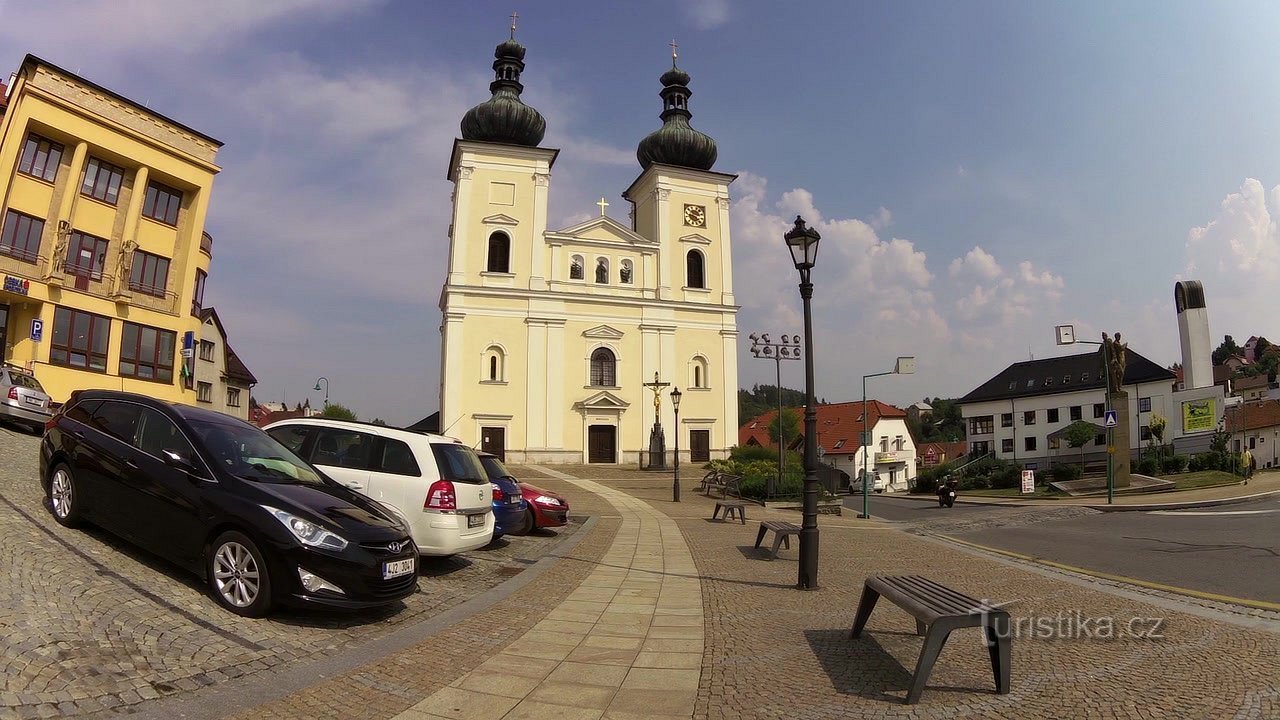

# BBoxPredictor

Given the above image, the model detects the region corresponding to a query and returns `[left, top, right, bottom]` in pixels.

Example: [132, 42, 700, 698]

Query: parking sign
[29, 319, 42, 342]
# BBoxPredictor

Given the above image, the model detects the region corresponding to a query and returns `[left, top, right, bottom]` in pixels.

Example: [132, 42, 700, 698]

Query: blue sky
[2, 1, 1278, 424]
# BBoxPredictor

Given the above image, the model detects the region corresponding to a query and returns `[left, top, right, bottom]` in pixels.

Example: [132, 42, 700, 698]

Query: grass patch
[1159, 470, 1241, 489]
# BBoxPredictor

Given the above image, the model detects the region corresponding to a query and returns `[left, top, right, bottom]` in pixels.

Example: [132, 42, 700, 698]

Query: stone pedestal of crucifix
[643, 372, 669, 470]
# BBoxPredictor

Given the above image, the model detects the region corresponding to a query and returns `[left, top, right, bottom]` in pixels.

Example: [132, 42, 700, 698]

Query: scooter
[937, 477, 958, 508]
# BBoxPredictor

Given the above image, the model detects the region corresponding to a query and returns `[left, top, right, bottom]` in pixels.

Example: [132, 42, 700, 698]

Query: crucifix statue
[643, 371, 670, 469]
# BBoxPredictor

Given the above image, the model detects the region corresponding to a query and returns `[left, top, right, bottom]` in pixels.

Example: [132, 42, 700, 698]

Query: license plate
[383, 558, 414, 579]
[24, 396, 42, 407]
[467, 513, 484, 528]
[508, 496, 522, 505]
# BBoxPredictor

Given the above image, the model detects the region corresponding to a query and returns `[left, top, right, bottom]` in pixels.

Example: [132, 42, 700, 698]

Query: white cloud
[684, 0, 731, 30]
[1183, 177, 1280, 351]
[730, 175, 1071, 407]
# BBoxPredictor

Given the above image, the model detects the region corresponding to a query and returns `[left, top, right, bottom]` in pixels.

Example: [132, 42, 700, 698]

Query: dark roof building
[959, 348, 1175, 406]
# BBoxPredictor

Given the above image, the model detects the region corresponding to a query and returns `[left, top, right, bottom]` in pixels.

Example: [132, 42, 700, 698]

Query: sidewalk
[890, 472, 1280, 510]
[176, 466, 1276, 719]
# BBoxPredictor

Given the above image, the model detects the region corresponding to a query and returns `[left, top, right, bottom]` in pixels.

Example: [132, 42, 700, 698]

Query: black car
[39, 390, 419, 617]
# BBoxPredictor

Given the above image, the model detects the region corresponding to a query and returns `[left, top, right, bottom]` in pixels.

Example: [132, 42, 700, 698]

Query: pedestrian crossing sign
[1104, 410, 1118, 427]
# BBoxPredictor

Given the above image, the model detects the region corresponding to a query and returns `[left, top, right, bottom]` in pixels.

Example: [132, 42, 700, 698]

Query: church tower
[438, 33, 738, 465]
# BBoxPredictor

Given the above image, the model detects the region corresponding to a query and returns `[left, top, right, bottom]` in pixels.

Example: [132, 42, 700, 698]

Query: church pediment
[547, 216, 654, 248]
[582, 325, 625, 340]
[574, 390, 630, 410]
[482, 213, 520, 226]
[679, 233, 713, 246]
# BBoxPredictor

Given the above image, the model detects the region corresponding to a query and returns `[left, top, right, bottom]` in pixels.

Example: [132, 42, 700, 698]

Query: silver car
[0, 365, 53, 432]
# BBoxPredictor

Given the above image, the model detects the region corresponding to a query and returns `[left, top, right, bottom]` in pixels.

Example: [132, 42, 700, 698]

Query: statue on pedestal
[1102, 332, 1127, 392]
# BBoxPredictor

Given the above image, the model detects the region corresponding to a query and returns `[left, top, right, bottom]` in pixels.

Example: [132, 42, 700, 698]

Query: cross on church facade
[597, 197, 609, 216]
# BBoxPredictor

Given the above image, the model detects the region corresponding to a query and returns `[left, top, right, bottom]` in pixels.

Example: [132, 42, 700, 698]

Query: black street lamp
[671, 387, 683, 502]
[784, 215, 821, 590]
[314, 377, 329, 408]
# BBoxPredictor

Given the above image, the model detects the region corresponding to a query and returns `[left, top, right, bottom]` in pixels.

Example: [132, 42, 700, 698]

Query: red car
[516, 482, 569, 533]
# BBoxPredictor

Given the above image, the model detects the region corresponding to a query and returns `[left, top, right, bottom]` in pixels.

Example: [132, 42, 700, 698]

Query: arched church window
[590, 348, 617, 387]
[690, 355, 709, 389]
[486, 232, 510, 273]
[595, 258, 609, 284]
[570, 255, 584, 280]
[620, 260, 633, 284]
[483, 345, 506, 382]
[686, 250, 705, 289]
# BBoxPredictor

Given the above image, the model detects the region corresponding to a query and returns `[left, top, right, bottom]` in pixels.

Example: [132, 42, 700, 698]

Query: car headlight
[262, 505, 348, 551]
[534, 495, 563, 506]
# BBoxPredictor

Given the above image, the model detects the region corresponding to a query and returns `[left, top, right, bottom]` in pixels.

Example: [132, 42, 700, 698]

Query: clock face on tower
[683, 203, 706, 228]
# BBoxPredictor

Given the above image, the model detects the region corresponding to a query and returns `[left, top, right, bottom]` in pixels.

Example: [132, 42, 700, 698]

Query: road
[841, 491, 1015, 521]
[947, 495, 1280, 605]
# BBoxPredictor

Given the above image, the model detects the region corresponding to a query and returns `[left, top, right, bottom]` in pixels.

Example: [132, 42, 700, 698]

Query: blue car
[477, 451, 527, 538]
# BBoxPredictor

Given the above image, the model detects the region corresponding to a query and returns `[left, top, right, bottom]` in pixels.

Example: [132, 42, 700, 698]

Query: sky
[2, 1, 1278, 425]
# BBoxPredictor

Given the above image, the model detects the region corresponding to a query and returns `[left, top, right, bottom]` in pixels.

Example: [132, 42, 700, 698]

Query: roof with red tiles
[738, 400, 908, 455]
[1224, 399, 1280, 433]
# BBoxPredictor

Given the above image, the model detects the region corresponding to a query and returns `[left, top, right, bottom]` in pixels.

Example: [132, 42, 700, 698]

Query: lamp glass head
[895, 357, 916, 375]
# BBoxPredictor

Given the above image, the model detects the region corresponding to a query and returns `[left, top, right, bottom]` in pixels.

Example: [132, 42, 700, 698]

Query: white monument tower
[1174, 280, 1211, 390]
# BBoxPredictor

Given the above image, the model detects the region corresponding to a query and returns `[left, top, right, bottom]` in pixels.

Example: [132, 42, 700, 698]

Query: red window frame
[142, 181, 182, 226]
[50, 307, 110, 372]
[17, 134, 63, 182]
[0, 210, 45, 263]
[65, 231, 108, 280]
[81, 157, 126, 205]
[119, 321, 176, 383]
[191, 269, 207, 316]
[129, 250, 170, 297]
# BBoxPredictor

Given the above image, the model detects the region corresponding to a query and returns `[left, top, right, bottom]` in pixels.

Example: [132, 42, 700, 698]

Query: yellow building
[438, 36, 739, 464]
[0, 55, 221, 404]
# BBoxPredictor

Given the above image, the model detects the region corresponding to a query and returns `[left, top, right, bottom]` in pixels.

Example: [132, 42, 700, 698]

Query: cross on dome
[510, 11, 518, 39]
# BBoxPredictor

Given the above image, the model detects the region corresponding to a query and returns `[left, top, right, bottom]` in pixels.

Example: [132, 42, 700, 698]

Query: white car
[262, 418, 494, 556]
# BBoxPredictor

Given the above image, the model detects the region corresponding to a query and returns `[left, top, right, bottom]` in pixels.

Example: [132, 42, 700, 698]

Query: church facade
[437, 33, 739, 464]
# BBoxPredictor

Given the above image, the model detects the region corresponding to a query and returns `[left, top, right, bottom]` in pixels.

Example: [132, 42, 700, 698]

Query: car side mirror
[161, 448, 200, 475]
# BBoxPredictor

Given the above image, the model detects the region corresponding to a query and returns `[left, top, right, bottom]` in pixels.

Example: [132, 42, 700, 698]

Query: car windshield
[480, 456, 512, 481]
[188, 418, 325, 485]
[6, 371, 42, 391]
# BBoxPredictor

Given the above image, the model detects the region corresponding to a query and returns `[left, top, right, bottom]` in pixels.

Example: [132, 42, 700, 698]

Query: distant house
[1224, 399, 1280, 469]
[917, 441, 967, 468]
[958, 346, 1223, 469]
[249, 398, 315, 427]
[196, 309, 257, 422]
[739, 400, 918, 492]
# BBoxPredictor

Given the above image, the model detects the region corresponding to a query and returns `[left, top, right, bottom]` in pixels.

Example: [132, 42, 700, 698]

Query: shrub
[1161, 455, 1188, 474]
[729, 445, 778, 463]
[912, 474, 939, 494]
[1050, 464, 1082, 482]
[1188, 451, 1228, 472]
[1137, 458, 1159, 476]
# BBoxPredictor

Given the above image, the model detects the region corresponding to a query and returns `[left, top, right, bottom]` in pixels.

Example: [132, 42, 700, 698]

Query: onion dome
[637, 53, 717, 171]
[460, 30, 545, 147]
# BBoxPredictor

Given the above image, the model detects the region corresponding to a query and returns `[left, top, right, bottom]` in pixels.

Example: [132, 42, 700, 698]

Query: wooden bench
[849, 575, 1012, 704]
[753, 520, 801, 559]
[711, 500, 746, 524]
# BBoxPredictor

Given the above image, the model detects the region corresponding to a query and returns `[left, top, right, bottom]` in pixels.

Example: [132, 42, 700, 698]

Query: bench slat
[869, 575, 1002, 618]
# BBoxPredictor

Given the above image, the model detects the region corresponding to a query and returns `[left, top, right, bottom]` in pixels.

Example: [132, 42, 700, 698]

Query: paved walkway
[391, 469, 703, 720]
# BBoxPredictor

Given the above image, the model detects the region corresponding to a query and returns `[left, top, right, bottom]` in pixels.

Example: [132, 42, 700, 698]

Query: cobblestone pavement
[0, 427, 594, 720]
[654, 490, 1280, 718]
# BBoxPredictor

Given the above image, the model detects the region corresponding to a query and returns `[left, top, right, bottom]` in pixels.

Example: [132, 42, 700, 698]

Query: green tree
[321, 403, 358, 421]
[768, 408, 801, 448]
[1063, 420, 1096, 470]
[739, 384, 806, 424]
[1212, 335, 1242, 366]
[371, 418, 388, 426]
[1149, 413, 1167, 459]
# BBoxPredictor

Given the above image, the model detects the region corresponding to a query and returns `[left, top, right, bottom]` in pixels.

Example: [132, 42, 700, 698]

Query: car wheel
[519, 508, 537, 535]
[48, 463, 83, 528]
[208, 531, 273, 618]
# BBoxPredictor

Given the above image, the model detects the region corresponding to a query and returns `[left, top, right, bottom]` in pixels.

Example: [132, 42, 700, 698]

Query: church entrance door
[588, 425, 616, 464]
[690, 429, 710, 462]
[481, 427, 505, 461]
